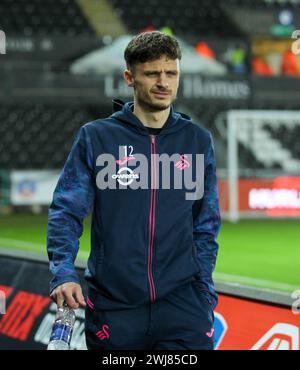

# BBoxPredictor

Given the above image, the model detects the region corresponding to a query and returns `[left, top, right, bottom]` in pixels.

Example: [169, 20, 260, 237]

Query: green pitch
[0, 214, 299, 293]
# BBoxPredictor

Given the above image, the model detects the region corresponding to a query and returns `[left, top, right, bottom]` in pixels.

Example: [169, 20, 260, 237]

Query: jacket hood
[110, 99, 192, 136]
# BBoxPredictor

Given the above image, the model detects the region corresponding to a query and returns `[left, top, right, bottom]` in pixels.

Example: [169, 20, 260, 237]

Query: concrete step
[76, 0, 127, 37]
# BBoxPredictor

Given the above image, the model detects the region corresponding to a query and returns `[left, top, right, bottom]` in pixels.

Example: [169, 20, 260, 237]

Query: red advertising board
[218, 176, 300, 217]
[0, 255, 297, 350]
[214, 295, 299, 350]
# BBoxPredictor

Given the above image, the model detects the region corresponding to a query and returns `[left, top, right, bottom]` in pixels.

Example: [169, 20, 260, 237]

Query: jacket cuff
[49, 274, 80, 295]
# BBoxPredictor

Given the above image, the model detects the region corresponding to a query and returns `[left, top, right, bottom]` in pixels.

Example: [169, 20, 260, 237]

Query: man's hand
[50, 282, 86, 309]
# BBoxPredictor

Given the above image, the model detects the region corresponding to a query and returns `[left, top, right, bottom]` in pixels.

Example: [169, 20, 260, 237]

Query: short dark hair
[124, 31, 182, 71]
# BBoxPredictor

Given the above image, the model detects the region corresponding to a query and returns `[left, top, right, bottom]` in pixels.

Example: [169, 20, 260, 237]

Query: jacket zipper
[148, 134, 157, 303]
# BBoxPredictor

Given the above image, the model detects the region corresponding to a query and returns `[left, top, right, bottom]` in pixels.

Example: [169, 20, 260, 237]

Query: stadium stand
[108, 0, 244, 41]
[237, 120, 299, 171]
[0, 103, 107, 169]
[0, 0, 95, 36]
[0, 0, 299, 172]
[265, 123, 300, 160]
[226, 0, 300, 8]
[221, 0, 300, 37]
[209, 100, 300, 172]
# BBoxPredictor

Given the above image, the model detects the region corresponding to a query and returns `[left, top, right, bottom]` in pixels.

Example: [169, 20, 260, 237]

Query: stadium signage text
[0, 291, 50, 341]
[182, 76, 250, 100]
[0, 283, 87, 349]
[249, 188, 300, 209]
[218, 177, 300, 216]
[104, 75, 251, 100]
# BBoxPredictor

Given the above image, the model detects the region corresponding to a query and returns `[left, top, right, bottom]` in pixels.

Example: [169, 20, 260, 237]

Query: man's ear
[124, 69, 135, 87]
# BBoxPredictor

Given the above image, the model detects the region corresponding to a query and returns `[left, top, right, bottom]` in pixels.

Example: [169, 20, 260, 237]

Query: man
[47, 31, 221, 350]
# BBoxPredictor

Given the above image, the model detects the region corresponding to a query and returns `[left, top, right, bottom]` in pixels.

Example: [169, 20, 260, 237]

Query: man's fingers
[55, 291, 65, 308]
[50, 283, 85, 310]
[50, 292, 56, 303]
[74, 287, 86, 307]
[61, 286, 78, 309]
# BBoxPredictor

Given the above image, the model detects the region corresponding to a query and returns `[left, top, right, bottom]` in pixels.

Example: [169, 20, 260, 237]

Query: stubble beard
[137, 91, 177, 113]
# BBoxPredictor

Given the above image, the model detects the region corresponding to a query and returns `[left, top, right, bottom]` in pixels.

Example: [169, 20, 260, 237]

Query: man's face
[124, 55, 180, 112]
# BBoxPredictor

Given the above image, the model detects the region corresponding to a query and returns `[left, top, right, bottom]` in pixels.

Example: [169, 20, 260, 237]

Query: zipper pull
[151, 135, 155, 144]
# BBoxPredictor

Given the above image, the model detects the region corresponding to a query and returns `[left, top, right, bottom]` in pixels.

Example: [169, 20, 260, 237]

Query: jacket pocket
[192, 280, 214, 310]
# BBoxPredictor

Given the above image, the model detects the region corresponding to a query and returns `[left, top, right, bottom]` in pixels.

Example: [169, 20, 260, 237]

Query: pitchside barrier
[0, 249, 298, 350]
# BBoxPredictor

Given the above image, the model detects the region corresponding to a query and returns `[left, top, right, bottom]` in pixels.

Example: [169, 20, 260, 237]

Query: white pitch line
[214, 272, 300, 292]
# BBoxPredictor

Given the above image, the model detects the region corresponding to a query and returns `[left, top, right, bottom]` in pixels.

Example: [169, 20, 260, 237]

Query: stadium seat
[0, 0, 95, 36]
[0, 103, 102, 169]
[108, 0, 243, 41]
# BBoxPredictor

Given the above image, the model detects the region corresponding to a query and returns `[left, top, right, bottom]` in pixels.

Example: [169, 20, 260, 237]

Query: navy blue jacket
[47, 100, 221, 310]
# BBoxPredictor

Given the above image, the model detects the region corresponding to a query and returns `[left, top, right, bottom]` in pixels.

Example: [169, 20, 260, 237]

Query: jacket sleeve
[192, 133, 221, 310]
[47, 126, 95, 294]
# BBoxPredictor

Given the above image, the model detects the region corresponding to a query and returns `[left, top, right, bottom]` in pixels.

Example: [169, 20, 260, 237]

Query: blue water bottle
[47, 302, 76, 350]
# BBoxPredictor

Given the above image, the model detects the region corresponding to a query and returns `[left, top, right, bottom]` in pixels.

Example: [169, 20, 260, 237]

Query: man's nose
[156, 74, 169, 88]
